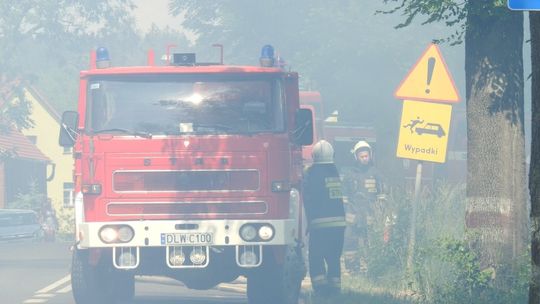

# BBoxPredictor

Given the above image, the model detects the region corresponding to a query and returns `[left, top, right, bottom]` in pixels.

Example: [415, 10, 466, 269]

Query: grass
[301, 275, 415, 304]
[302, 291, 411, 304]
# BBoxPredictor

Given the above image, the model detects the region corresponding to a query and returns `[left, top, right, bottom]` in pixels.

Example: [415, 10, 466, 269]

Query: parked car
[0, 209, 44, 242]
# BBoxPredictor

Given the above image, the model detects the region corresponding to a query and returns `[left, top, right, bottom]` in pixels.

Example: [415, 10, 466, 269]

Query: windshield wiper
[92, 128, 152, 139]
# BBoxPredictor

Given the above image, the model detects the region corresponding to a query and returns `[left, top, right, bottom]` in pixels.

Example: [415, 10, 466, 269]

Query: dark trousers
[308, 226, 345, 294]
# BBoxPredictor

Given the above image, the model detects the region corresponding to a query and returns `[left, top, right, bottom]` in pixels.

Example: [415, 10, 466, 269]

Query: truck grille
[113, 170, 259, 192]
[107, 201, 267, 216]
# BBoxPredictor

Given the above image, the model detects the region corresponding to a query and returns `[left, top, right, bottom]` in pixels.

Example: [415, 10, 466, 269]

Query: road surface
[0, 241, 248, 304]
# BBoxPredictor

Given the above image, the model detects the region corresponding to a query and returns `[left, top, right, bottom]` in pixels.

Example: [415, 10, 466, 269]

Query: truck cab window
[86, 75, 285, 135]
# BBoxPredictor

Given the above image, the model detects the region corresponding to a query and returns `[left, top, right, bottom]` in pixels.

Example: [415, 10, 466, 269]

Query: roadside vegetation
[307, 181, 529, 303]
[55, 208, 75, 241]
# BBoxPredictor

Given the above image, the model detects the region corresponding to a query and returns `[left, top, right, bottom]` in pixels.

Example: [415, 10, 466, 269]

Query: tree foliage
[0, 1, 137, 128]
[0, 81, 33, 133]
[167, 1, 458, 110]
[380, 0, 466, 44]
[8, 179, 46, 210]
[379, 1, 509, 44]
[0, 0, 192, 118]
[0, 1, 136, 72]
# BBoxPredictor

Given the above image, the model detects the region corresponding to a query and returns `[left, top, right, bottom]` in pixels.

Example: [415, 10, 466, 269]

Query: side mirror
[292, 108, 314, 146]
[59, 111, 79, 147]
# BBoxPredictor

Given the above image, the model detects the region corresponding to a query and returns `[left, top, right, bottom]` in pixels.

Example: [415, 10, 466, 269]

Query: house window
[63, 182, 74, 207]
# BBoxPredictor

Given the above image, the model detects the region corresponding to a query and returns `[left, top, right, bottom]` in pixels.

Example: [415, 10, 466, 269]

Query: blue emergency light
[96, 47, 110, 68]
[260, 45, 275, 67]
[96, 47, 109, 61]
[508, 0, 540, 10]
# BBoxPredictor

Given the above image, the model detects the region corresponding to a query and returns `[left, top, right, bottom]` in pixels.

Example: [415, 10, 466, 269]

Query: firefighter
[302, 140, 346, 297]
[342, 140, 386, 274]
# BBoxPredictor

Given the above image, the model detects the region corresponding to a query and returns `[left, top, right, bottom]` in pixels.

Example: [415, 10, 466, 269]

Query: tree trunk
[529, 11, 540, 304]
[465, 2, 526, 275]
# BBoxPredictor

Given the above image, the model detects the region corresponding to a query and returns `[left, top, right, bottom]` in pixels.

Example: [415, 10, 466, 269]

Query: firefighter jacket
[342, 163, 384, 228]
[343, 163, 383, 204]
[302, 163, 346, 230]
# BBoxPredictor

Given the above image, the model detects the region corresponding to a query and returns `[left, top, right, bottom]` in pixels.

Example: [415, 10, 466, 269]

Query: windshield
[86, 75, 285, 135]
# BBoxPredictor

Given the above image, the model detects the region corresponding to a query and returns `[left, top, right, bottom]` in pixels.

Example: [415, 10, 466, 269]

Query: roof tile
[0, 130, 49, 162]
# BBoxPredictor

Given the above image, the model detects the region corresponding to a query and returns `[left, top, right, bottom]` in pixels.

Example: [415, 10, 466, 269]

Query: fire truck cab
[299, 91, 376, 168]
[59, 45, 312, 304]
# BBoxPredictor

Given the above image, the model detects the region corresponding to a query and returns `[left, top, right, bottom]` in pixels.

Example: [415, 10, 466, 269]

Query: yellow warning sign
[397, 100, 452, 163]
[395, 44, 460, 103]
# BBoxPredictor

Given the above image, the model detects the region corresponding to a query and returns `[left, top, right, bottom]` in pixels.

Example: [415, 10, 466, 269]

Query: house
[19, 86, 75, 211]
[0, 129, 49, 208]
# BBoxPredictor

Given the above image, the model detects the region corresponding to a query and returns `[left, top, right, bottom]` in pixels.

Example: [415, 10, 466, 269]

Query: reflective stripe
[311, 216, 346, 225]
[312, 221, 346, 229]
[310, 216, 346, 229]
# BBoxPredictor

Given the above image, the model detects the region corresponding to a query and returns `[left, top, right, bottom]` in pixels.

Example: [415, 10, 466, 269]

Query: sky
[133, 0, 181, 31]
[133, 0, 196, 43]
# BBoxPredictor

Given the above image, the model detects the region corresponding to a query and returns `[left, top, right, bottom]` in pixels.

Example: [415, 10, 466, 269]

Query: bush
[8, 180, 46, 210]
[364, 185, 410, 286]
[56, 207, 75, 240]
[343, 181, 528, 303]
[414, 237, 529, 304]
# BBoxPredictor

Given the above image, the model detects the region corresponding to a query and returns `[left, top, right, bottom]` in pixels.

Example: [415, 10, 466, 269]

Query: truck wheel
[247, 246, 306, 304]
[71, 249, 135, 304]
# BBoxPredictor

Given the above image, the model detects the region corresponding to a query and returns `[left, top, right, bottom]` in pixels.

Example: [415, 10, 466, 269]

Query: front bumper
[77, 219, 297, 248]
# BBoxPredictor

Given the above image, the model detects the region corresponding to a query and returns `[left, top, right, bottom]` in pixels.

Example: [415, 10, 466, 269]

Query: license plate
[161, 233, 213, 245]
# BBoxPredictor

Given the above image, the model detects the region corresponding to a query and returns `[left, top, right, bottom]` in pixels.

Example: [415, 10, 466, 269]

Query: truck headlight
[258, 225, 274, 241]
[99, 226, 118, 243]
[117, 226, 134, 242]
[240, 224, 257, 241]
[99, 225, 134, 243]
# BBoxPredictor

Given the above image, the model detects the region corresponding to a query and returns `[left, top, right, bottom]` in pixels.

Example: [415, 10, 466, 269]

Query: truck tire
[247, 246, 306, 304]
[71, 249, 135, 304]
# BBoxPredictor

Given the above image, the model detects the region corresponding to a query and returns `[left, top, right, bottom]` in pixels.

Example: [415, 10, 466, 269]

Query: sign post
[394, 43, 461, 283]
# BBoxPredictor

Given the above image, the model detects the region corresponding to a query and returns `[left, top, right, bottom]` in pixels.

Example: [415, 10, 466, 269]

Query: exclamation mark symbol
[425, 57, 436, 94]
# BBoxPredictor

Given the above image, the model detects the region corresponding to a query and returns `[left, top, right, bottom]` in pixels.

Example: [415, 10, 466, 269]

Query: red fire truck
[299, 91, 376, 167]
[59, 45, 313, 304]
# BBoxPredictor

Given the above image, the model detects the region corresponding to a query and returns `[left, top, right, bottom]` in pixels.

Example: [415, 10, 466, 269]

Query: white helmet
[352, 140, 371, 159]
[312, 140, 334, 164]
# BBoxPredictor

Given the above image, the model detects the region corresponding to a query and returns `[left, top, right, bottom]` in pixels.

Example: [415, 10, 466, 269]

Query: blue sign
[508, 0, 540, 10]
